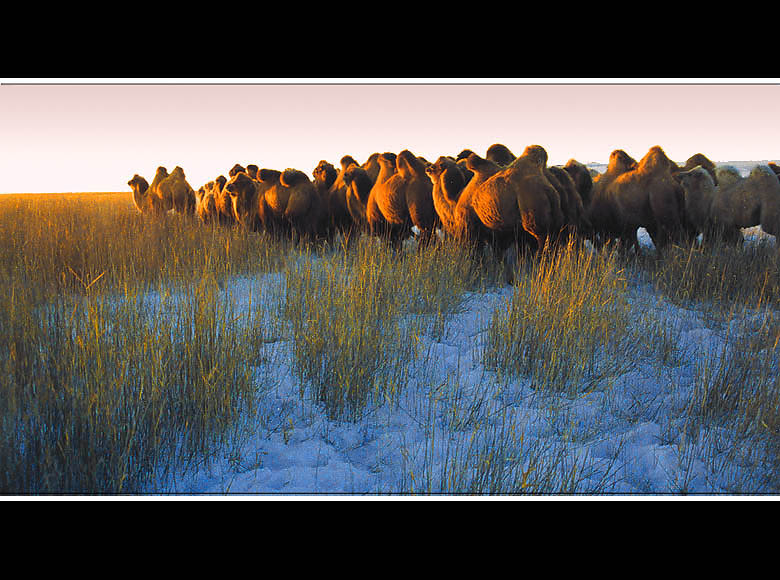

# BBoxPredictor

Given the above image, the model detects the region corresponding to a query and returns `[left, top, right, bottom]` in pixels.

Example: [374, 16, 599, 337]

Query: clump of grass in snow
[647, 237, 780, 313]
[0, 194, 279, 494]
[687, 309, 780, 491]
[482, 241, 640, 395]
[282, 235, 488, 421]
[0, 273, 267, 494]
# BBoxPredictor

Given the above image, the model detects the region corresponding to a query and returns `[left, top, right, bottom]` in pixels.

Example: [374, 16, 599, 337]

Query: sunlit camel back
[428, 147, 565, 268]
[128, 174, 165, 215]
[313, 157, 353, 244]
[128, 165, 195, 216]
[228, 167, 325, 242]
[585, 149, 638, 248]
[355, 150, 436, 248]
[588, 146, 685, 253]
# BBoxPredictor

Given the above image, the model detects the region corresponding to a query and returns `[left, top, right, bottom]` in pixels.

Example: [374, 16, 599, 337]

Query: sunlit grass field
[1, 192, 779, 494]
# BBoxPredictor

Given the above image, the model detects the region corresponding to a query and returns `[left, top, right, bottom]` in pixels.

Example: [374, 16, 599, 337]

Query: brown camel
[129, 174, 165, 215]
[157, 166, 196, 215]
[211, 174, 235, 225]
[585, 149, 639, 247]
[707, 164, 780, 245]
[229, 164, 246, 178]
[313, 157, 360, 244]
[562, 159, 595, 210]
[129, 166, 195, 216]
[715, 165, 743, 190]
[593, 146, 685, 252]
[428, 148, 565, 260]
[247, 168, 325, 240]
[486, 143, 517, 166]
[672, 153, 719, 185]
[676, 166, 717, 241]
[359, 150, 436, 247]
[195, 182, 219, 224]
[225, 172, 272, 232]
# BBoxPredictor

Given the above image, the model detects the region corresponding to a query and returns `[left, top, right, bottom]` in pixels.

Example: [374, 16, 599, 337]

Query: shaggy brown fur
[195, 182, 219, 224]
[360, 153, 382, 184]
[246, 164, 259, 179]
[671, 154, 718, 241]
[158, 166, 196, 214]
[212, 174, 235, 225]
[147, 166, 172, 212]
[429, 149, 564, 256]
[426, 155, 473, 239]
[674, 153, 719, 185]
[549, 165, 588, 235]
[708, 164, 780, 244]
[130, 166, 195, 216]
[343, 163, 375, 229]
[519, 145, 580, 237]
[562, 159, 595, 209]
[455, 149, 476, 162]
[363, 150, 436, 246]
[255, 167, 325, 240]
[128, 174, 164, 215]
[715, 165, 743, 190]
[676, 166, 717, 239]
[225, 172, 270, 231]
[486, 143, 516, 166]
[313, 158, 353, 241]
[474, 148, 564, 252]
[596, 146, 685, 251]
[229, 164, 246, 178]
[585, 150, 639, 246]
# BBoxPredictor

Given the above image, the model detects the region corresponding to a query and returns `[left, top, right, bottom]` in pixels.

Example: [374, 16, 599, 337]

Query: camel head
[677, 165, 715, 194]
[229, 163, 246, 178]
[128, 174, 149, 194]
[340, 155, 358, 171]
[313, 160, 338, 189]
[225, 172, 258, 225]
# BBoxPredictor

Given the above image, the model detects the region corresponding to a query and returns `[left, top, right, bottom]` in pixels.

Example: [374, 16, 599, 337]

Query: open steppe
[2, 180, 779, 495]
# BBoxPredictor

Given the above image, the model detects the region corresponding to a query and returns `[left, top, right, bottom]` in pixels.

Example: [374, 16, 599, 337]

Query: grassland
[1, 192, 779, 494]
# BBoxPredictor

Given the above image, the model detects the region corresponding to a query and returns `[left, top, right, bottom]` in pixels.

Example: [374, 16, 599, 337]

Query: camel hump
[281, 168, 309, 188]
[397, 150, 425, 175]
[639, 146, 674, 173]
[258, 168, 281, 183]
[486, 143, 516, 166]
[465, 152, 500, 175]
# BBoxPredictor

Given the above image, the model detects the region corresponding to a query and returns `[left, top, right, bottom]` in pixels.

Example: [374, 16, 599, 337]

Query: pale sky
[1, 80, 779, 193]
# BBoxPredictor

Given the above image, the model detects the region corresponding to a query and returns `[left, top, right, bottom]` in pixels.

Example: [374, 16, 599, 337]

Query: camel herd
[128, 144, 780, 258]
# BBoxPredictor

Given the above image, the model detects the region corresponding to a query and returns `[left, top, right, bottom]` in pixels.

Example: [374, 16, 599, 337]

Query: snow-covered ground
[145, 160, 779, 496]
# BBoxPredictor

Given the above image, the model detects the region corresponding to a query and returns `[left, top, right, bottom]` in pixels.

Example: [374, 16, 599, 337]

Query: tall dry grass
[0, 193, 278, 493]
[281, 234, 497, 421]
[482, 241, 641, 395]
[4, 191, 780, 494]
